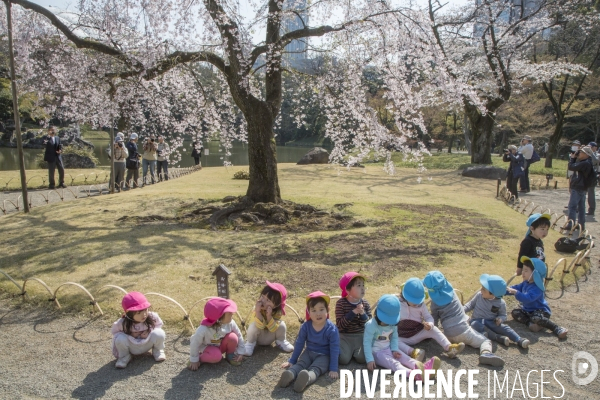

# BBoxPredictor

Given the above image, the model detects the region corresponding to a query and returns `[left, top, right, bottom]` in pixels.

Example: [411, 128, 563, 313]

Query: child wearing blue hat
[364, 295, 440, 379]
[424, 271, 505, 367]
[516, 213, 549, 276]
[398, 278, 464, 361]
[464, 274, 530, 348]
[507, 257, 568, 339]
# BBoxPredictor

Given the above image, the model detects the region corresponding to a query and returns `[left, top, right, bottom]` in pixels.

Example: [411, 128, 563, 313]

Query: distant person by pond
[125, 133, 140, 189]
[191, 141, 203, 168]
[142, 136, 158, 186]
[43, 125, 66, 189]
[157, 136, 170, 181]
[111, 137, 128, 192]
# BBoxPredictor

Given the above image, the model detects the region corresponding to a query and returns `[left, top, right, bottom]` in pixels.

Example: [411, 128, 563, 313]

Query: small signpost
[204, 148, 209, 156]
[212, 264, 231, 299]
[546, 174, 554, 188]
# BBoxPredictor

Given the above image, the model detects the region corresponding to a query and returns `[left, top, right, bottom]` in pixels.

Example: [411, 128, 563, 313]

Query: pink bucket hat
[266, 280, 287, 315]
[305, 291, 330, 321]
[122, 292, 151, 312]
[201, 297, 237, 326]
[339, 272, 367, 297]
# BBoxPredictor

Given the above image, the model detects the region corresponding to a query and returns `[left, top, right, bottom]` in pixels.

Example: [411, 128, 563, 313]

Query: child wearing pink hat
[188, 297, 246, 370]
[335, 272, 371, 365]
[111, 292, 166, 369]
[245, 281, 294, 356]
[279, 291, 340, 393]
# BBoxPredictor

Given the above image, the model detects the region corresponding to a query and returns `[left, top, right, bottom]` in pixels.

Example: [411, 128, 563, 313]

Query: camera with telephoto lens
[117, 142, 123, 148]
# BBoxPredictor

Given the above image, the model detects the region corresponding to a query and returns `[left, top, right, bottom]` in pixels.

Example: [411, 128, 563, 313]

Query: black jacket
[44, 136, 62, 163]
[568, 157, 593, 191]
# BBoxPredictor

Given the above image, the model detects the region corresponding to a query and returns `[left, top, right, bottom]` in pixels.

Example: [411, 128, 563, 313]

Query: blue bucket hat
[402, 278, 426, 305]
[520, 256, 547, 291]
[526, 213, 551, 236]
[376, 294, 401, 325]
[422, 271, 454, 306]
[479, 274, 507, 298]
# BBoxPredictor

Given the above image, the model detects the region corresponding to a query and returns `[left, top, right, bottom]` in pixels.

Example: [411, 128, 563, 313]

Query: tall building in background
[282, 0, 309, 68]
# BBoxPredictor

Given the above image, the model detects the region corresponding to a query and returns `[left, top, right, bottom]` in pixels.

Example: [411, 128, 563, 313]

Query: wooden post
[5, 0, 29, 213]
[496, 178, 501, 197]
[212, 264, 231, 299]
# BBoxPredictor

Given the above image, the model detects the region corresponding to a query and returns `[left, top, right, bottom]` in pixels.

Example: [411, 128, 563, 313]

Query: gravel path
[1, 189, 599, 399]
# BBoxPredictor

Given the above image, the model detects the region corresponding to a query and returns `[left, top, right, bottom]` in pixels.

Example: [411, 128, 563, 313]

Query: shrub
[233, 170, 250, 180]
[36, 146, 99, 169]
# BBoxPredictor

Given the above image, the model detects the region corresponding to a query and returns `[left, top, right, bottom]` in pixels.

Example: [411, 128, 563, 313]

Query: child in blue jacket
[507, 257, 568, 338]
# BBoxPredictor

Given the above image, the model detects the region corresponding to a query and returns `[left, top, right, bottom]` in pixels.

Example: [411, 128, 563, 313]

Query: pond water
[0, 140, 327, 170]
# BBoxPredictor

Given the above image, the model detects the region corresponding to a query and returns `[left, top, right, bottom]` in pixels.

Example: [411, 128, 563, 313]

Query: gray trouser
[289, 350, 329, 378]
[47, 159, 64, 187]
[246, 321, 287, 345]
[339, 332, 366, 365]
[113, 329, 166, 358]
[114, 162, 125, 189]
[157, 160, 169, 181]
[447, 327, 492, 354]
[588, 185, 596, 214]
[126, 168, 140, 188]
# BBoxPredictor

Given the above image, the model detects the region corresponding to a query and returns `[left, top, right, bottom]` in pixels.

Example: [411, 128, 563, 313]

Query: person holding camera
[191, 141, 203, 167]
[125, 133, 141, 189]
[142, 136, 158, 187]
[502, 145, 524, 201]
[517, 135, 534, 193]
[566, 146, 594, 231]
[156, 136, 170, 181]
[111, 137, 129, 192]
[43, 125, 66, 189]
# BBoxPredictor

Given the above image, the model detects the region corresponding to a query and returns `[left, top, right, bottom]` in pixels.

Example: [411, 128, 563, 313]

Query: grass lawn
[0, 163, 577, 334]
[81, 130, 110, 140]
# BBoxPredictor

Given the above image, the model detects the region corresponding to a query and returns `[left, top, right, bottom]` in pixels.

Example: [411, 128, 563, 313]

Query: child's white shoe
[276, 340, 294, 353]
[153, 349, 166, 362]
[411, 348, 425, 362]
[245, 341, 257, 356]
[115, 354, 132, 369]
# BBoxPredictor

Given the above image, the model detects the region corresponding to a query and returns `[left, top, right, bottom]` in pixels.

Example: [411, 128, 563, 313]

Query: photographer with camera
[111, 137, 129, 192]
[141, 136, 158, 187]
[125, 133, 141, 189]
[566, 146, 594, 231]
[43, 125, 66, 189]
[156, 136, 170, 181]
[502, 145, 524, 201]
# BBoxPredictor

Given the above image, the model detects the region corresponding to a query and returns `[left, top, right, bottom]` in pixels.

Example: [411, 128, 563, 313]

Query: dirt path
[1, 189, 599, 399]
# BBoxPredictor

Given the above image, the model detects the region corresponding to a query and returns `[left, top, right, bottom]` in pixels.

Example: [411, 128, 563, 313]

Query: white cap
[130, 133, 138, 140]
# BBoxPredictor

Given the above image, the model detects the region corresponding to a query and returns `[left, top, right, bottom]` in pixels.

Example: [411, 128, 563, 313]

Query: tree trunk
[544, 116, 564, 168]
[464, 104, 495, 164]
[462, 113, 472, 155]
[244, 100, 281, 203]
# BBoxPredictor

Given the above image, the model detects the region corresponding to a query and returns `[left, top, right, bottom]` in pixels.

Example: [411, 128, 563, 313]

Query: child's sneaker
[411, 348, 426, 362]
[226, 353, 242, 366]
[278, 370, 295, 388]
[413, 361, 424, 382]
[422, 356, 441, 375]
[293, 370, 312, 392]
[153, 349, 166, 362]
[479, 352, 505, 367]
[496, 336, 510, 346]
[245, 341, 257, 356]
[554, 327, 568, 339]
[276, 340, 294, 353]
[517, 338, 530, 348]
[528, 323, 543, 332]
[115, 353, 131, 369]
[445, 343, 465, 358]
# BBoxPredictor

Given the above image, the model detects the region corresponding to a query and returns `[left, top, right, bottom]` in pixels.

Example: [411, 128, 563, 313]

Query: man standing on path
[518, 135, 534, 193]
[157, 136, 170, 181]
[44, 125, 65, 189]
[567, 146, 594, 231]
[587, 142, 599, 216]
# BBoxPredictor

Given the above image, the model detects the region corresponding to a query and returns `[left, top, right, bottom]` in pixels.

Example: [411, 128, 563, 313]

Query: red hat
[305, 291, 330, 321]
[266, 281, 287, 315]
[339, 272, 367, 297]
[121, 292, 151, 312]
[201, 297, 237, 326]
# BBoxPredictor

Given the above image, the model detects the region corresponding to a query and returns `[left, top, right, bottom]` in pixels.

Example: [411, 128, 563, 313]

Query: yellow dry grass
[0, 164, 574, 334]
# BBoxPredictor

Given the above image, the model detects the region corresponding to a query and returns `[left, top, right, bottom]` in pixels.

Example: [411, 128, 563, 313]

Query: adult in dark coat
[567, 146, 594, 231]
[44, 126, 65, 189]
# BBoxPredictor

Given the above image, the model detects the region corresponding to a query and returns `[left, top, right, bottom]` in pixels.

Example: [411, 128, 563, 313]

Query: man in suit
[44, 126, 66, 189]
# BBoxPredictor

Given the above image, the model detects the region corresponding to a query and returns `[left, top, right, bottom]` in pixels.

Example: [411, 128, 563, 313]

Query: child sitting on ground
[280, 291, 339, 393]
[507, 257, 568, 339]
[336, 272, 371, 365]
[516, 213, 549, 276]
[188, 297, 245, 370]
[398, 278, 464, 361]
[245, 281, 294, 356]
[464, 274, 530, 348]
[365, 294, 440, 380]
[425, 271, 505, 367]
[111, 292, 166, 369]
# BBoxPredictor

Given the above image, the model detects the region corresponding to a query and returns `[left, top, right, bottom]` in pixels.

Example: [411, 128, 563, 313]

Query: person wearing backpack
[566, 146, 594, 231]
[587, 142, 599, 216]
[518, 135, 534, 193]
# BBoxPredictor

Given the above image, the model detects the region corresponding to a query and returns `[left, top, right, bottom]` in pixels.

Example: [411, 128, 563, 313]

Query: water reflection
[0, 140, 328, 171]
